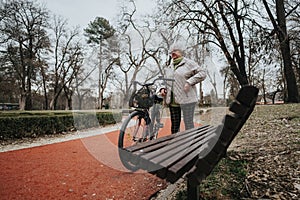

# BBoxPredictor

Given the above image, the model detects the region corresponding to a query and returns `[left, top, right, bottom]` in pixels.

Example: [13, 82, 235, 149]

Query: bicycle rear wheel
[118, 110, 147, 171]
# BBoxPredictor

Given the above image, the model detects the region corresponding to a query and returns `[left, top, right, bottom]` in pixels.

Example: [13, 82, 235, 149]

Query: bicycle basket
[129, 86, 154, 108]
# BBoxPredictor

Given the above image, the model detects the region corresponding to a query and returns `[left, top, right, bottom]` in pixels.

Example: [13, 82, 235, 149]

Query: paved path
[0, 120, 173, 200]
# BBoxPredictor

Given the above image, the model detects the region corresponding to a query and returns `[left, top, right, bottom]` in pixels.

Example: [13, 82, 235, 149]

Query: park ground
[161, 103, 300, 200]
[0, 104, 299, 199]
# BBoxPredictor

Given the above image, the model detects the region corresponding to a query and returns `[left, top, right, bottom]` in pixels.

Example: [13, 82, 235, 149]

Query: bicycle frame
[118, 76, 174, 170]
[123, 76, 174, 142]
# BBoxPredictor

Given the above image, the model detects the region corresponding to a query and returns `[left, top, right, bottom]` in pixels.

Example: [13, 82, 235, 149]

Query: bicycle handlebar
[133, 76, 174, 87]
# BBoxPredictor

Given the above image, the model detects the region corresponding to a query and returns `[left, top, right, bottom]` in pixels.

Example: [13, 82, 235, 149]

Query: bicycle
[118, 76, 174, 170]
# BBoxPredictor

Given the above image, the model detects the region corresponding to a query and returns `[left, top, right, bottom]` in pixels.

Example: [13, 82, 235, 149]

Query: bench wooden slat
[222, 114, 243, 131]
[128, 126, 215, 173]
[125, 132, 176, 152]
[122, 125, 215, 174]
[229, 101, 250, 117]
[125, 125, 211, 153]
[140, 126, 216, 162]
[140, 130, 213, 176]
[235, 85, 259, 106]
[147, 127, 218, 181]
[135, 125, 212, 156]
[165, 131, 220, 183]
[157, 128, 217, 165]
[218, 126, 235, 144]
[166, 155, 199, 183]
[185, 139, 230, 186]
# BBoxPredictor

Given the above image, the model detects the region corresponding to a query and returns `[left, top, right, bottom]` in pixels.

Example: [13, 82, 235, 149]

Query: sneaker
[132, 136, 143, 142]
[149, 135, 156, 140]
[132, 136, 138, 142]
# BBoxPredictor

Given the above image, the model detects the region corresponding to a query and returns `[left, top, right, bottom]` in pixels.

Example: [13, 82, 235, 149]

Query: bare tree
[0, 55, 19, 103]
[72, 74, 93, 110]
[49, 17, 83, 110]
[288, 1, 300, 85]
[262, 0, 299, 102]
[0, 0, 50, 110]
[163, 0, 252, 86]
[62, 43, 84, 110]
[35, 57, 49, 109]
[115, 0, 163, 107]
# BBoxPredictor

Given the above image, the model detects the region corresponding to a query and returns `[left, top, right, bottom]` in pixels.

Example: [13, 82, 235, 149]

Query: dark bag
[129, 86, 154, 108]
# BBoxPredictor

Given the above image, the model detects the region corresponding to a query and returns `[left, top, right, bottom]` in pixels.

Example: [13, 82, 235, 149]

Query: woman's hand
[184, 83, 191, 92]
[160, 88, 167, 96]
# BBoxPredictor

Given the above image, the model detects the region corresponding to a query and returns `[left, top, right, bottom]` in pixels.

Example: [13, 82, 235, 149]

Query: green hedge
[0, 111, 122, 140]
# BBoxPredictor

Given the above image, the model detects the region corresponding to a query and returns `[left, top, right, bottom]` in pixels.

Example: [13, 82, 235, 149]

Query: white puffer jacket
[164, 57, 206, 105]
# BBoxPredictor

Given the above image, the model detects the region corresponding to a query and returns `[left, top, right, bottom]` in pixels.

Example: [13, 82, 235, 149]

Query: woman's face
[171, 50, 182, 59]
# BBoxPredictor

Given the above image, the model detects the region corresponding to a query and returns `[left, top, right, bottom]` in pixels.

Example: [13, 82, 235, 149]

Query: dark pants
[169, 102, 196, 134]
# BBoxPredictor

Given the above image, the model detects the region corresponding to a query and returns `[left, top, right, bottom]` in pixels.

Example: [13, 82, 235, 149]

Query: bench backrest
[186, 85, 259, 186]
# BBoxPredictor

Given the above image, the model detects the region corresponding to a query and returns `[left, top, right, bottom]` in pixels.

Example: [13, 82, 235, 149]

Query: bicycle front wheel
[118, 110, 147, 171]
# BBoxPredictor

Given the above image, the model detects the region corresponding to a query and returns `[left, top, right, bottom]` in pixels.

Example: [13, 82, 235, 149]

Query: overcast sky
[34, 0, 223, 97]
[38, 0, 156, 28]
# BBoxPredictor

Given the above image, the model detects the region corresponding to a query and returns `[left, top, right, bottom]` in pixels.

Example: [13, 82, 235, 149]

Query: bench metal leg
[187, 179, 199, 200]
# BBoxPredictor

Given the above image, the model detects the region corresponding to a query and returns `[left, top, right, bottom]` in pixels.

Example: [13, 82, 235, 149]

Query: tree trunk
[19, 93, 26, 110]
[41, 66, 48, 110]
[64, 87, 73, 110]
[25, 76, 32, 110]
[49, 90, 61, 110]
[276, 0, 299, 102]
[98, 43, 103, 109]
[49, 98, 56, 110]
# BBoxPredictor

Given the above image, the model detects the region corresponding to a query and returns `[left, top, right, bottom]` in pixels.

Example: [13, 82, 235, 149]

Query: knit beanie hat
[169, 41, 186, 55]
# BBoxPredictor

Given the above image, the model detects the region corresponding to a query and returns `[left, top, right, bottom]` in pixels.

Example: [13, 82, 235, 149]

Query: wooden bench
[119, 85, 259, 200]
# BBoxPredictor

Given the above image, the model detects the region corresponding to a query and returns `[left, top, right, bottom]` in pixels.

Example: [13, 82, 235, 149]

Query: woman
[161, 42, 206, 134]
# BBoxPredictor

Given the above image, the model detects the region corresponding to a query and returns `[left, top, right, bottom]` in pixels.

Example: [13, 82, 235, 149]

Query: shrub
[0, 111, 121, 140]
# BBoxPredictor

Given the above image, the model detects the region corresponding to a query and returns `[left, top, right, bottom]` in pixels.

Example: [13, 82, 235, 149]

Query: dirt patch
[229, 104, 300, 199]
